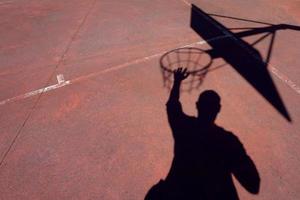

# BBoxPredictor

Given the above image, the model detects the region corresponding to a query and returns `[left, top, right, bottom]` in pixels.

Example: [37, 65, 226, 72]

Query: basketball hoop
[160, 47, 212, 92]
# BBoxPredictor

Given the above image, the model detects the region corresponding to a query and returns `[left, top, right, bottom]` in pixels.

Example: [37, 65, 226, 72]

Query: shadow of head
[196, 90, 221, 123]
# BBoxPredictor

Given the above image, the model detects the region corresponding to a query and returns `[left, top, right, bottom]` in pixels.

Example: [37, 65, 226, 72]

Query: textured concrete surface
[0, 0, 299, 199]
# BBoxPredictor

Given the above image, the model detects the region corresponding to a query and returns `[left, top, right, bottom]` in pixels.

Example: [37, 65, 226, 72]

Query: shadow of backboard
[190, 4, 292, 122]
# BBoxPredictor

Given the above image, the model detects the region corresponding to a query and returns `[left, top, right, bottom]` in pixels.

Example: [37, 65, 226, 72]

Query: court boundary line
[0, 35, 299, 107]
[0, 36, 228, 106]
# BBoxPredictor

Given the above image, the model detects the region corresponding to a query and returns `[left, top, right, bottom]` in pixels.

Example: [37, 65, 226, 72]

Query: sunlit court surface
[0, 0, 300, 199]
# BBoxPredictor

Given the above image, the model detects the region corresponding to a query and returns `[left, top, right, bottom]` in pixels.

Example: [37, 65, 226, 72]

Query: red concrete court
[0, 0, 300, 199]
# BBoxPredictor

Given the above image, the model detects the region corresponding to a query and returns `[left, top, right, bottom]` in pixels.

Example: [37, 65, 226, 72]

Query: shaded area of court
[0, 0, 300, 199]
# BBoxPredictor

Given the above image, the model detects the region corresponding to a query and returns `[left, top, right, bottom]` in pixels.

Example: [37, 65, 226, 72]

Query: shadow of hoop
[160, 47, 212, 92]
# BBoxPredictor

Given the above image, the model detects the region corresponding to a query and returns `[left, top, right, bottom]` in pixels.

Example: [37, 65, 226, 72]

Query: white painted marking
[182, 35, 231, 48]
[0, 35, 299, 106]
[270, 67, 300, 94]
[180, 1, 300, 95]
[180, 0, 191, 6]
[56, 74, 65, 84]
[0, 80, 70, 106]
[0, 39, 214, 106]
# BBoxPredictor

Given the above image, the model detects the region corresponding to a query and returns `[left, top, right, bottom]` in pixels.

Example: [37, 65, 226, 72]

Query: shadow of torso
[167, 116, 240, 199]
[145, 100, 259, 200]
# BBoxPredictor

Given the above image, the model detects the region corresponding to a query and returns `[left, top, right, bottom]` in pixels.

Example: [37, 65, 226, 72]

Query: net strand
[160, 47, 212, 91]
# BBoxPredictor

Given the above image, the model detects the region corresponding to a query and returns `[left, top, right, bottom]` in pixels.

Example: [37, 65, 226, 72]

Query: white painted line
[0, 79, 70, 106]
[68, 37, 231, 83]
[182, 35, 232, 48]
[180, 1, 300, 96]
[56, 74, 65, 84]
[180, 0, 191, 6]
[270, 67, 300, 94]
[0, 35, 299, 106]
[0, 39, 214, 106]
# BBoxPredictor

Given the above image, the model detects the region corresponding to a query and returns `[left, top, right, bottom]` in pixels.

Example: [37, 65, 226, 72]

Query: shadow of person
[145, 68, 260, 200]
